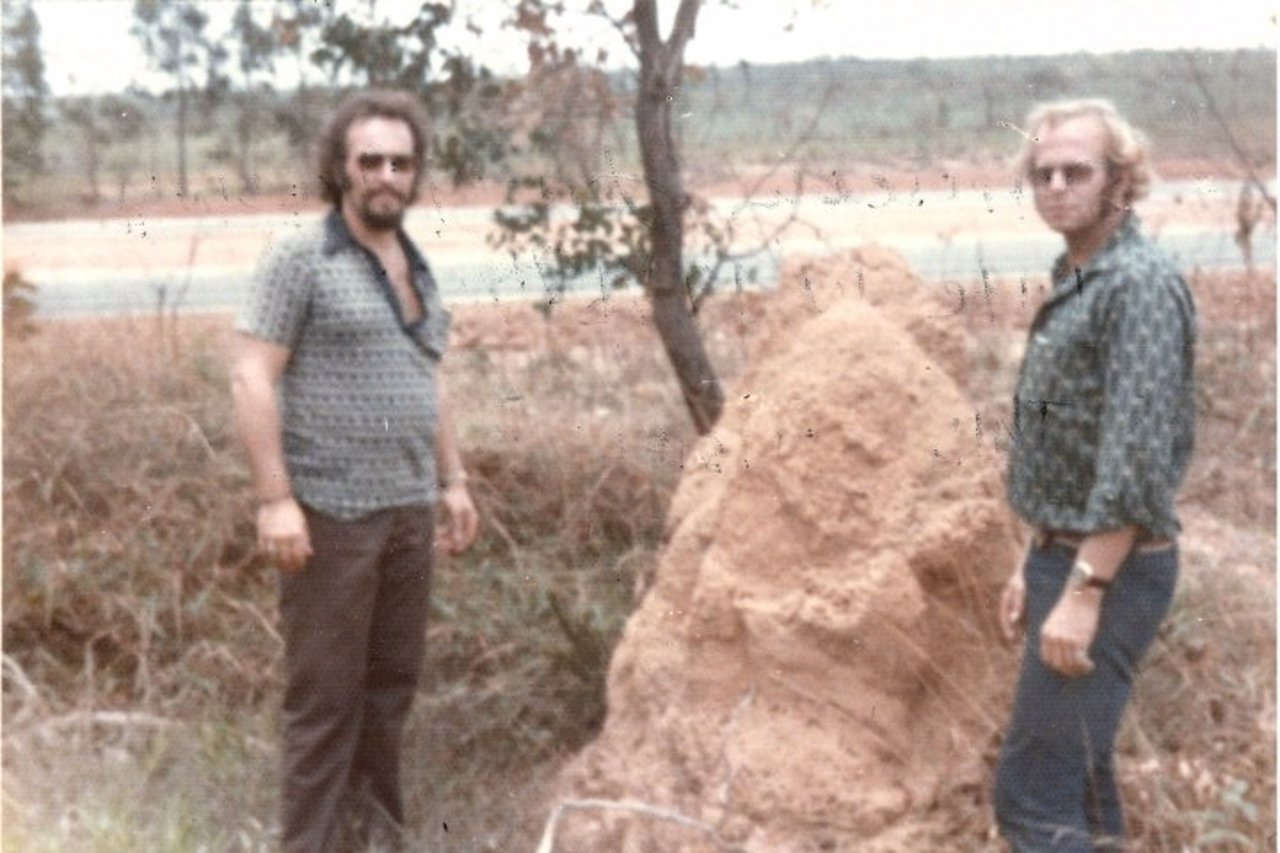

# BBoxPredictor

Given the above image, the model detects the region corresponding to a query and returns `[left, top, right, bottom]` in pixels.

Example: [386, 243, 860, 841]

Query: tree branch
[667, 0, 701, 58]
[1182, 50, 1276, 213]
[586, 1, 641, 59]
[688, 74, 838, 308]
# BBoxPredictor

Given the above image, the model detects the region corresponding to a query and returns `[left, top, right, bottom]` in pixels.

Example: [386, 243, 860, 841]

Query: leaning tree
[497, 0, 795, 434]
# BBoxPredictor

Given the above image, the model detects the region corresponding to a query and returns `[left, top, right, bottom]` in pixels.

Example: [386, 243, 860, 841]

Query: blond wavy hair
[1015, 98, 1154, 205]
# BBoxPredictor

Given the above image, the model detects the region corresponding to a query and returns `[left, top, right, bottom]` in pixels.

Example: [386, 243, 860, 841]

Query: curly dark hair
[316, 90, 430, 205]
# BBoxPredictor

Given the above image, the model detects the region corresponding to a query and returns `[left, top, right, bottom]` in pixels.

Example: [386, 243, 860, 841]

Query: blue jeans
[994, 543, 1178, 851]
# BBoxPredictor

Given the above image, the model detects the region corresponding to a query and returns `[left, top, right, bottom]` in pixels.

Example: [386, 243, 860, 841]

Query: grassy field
[3, 259, 1275, 849]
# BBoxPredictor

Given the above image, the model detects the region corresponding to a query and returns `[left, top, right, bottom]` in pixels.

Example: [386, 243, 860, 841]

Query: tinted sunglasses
[1029, 162, 1103, 188]
[355, 153, 417, 172]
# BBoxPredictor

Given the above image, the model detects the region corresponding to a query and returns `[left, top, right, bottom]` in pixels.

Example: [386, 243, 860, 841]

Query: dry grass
[1, 298, 741, 850]
[3, 316, 274, 711]
[1119, 266, 1277, 849]
[2, 315, 283, 850]
[2, 268, 1273, 851]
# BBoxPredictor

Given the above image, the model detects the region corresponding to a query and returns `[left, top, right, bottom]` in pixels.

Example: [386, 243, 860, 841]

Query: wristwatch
[1068, 559, 1111, 593]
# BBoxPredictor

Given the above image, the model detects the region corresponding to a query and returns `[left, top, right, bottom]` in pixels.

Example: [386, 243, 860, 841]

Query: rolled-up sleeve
[1084, 272, 1196, 536]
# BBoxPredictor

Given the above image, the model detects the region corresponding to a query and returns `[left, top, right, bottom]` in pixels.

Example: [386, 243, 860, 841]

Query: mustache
[367, 187, 410, 203]
[336, 173, 418, 205]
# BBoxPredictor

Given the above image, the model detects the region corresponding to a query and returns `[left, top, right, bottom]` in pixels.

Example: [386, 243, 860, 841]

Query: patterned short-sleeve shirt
[1007, 215, 1196, 538]
[236, 210, 453, 519]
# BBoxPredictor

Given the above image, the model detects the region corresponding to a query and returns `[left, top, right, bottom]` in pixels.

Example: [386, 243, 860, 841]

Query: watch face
[1069, 562, 1091, 589]
[1069, 561, 1108, 591]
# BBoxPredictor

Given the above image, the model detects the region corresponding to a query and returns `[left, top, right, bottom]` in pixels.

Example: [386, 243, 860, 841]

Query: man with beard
[994, 99, 1196, 850]
[231, 90, 478, 852]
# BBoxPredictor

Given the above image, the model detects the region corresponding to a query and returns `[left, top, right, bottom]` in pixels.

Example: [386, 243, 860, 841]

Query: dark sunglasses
[1030, 162, 1101, 188]
[355, 153, 417, 172]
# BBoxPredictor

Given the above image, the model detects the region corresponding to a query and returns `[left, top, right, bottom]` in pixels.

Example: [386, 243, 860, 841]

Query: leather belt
[1033, 528, 1175, 554]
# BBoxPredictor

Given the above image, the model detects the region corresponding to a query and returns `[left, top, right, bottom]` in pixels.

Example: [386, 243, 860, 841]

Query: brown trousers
[278, 504, 434, 853]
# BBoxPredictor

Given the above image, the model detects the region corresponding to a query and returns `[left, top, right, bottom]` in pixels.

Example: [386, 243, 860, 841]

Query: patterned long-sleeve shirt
[1007, 215, 1196, 538]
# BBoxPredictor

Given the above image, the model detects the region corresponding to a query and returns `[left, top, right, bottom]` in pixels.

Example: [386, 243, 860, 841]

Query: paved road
[7, 180, 1271, 317]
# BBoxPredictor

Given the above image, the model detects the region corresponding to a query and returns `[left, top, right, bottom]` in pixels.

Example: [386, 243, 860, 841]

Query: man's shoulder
[260, 216, 334, 264]
[1101, 221, 1195, 317]
[1111, 219, 1182, 279]
[241, 216, 336, 320]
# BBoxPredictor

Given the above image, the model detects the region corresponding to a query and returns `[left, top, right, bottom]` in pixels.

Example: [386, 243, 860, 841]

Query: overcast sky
[30, 0, 1279, 96]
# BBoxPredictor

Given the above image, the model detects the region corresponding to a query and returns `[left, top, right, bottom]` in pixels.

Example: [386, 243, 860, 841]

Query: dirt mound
[541, 247, 1023, 851]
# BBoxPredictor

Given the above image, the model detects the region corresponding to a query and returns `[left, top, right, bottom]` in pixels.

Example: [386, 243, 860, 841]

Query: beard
[356, 198, 406, 231]
[354, 188, 412, 231]
[338, 172, 416, 232]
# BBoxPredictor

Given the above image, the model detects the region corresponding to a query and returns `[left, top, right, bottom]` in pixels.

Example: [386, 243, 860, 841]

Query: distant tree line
[1, 0, 513, 209]
[3, 2, 1272, 213]
[2, 0, 49, 201]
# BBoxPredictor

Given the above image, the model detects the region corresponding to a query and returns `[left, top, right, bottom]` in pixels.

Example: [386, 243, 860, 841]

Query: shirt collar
[321, 208, 429, 273]
[1050, 213, 1141, 288]
[321, 208, 357, 257]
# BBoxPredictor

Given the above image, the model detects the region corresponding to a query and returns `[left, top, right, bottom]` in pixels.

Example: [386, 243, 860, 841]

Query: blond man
[995, 99, 1196, 851]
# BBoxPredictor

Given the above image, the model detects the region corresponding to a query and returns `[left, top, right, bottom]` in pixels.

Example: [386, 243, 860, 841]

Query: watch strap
[1070, 559, 1111, 591]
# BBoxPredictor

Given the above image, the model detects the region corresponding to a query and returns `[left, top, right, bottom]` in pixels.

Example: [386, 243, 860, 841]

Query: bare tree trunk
[177, 80, 189, 197]
[633, 0, 723, 434]
[236, 101, 257, 195]
[82, 131, 101, 204]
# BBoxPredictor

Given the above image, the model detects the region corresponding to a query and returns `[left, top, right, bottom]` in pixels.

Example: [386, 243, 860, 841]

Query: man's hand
[1040, 589, 1103, 678]
[436, 482, 478, 555]
[999, 569, 1027, 642]
[257, 497, 313, 573]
